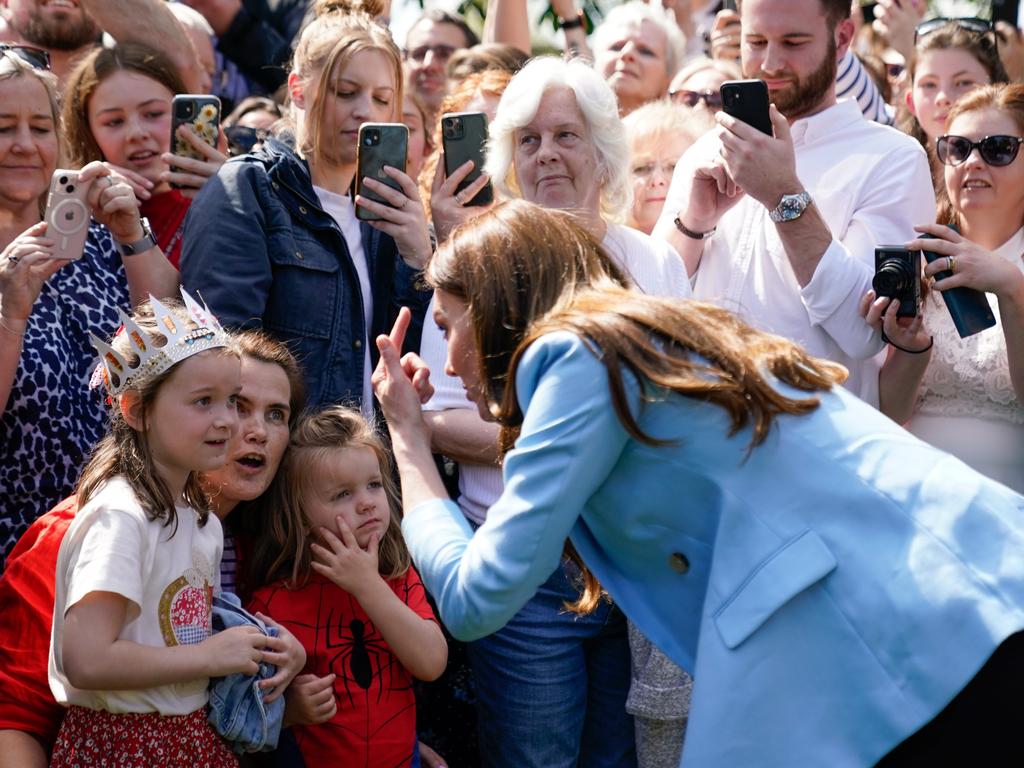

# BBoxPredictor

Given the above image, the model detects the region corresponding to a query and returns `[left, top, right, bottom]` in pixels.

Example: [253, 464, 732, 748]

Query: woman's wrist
[0, 314, 28, 336]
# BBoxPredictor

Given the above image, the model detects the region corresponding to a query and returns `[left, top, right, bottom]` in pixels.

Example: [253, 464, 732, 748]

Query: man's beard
[751, 37, 837, 120]
[15, 6, 100, 51]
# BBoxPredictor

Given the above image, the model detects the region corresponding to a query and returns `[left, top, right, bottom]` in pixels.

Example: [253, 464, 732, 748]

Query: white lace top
[914, 228, 1024, 426]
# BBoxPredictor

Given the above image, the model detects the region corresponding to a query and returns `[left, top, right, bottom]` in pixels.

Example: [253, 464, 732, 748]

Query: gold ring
[948, 255, 956, 273]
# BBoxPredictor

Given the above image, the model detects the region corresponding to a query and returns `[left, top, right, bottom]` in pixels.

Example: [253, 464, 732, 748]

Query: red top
[0, 496, 77, 746]
[140, 189, 191, 269]
[249, 569, 437, 767]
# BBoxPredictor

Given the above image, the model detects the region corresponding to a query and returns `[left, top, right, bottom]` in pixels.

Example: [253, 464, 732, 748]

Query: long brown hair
[936, 83, 1024, 228]
[251, 406, 411, 589]
[290, 0, 402, 166]
[427, 200, 847, 610]
[76, 300, 241, 531]
[62, 42, 187, 168]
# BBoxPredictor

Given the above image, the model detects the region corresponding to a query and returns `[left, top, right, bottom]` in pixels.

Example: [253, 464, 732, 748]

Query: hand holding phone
[355, 123, 409, 222]
[44, 170, 90, 261]
[441, 112, 493, 207]
[170, 95, 221, 189]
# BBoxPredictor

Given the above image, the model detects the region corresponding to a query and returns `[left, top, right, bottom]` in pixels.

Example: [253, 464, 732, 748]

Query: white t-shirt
[419, 223, 692, 523]
[315, 185, 375, 421]
[49, 476, 223, 715]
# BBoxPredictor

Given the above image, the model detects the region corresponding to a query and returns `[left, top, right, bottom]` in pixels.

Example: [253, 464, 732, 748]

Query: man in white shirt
[653, 0, 934, 406]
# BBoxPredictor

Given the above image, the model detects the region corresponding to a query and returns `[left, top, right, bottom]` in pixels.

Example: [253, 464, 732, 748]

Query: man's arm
[80, 0, 204, 91]
[483, 0, 530, 56]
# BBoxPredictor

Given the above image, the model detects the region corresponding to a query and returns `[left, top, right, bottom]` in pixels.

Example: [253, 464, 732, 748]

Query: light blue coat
[402, 332, 1024, 767]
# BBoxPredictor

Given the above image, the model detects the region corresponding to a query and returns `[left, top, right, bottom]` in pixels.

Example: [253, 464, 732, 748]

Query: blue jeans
[467, 559, 636, 768]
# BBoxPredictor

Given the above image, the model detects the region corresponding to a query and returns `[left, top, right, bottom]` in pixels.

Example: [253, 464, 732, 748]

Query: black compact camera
[873, 246, 920, 318]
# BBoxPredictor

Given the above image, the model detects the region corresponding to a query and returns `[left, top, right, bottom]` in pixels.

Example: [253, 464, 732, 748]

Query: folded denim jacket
[207, 592, 286, 753]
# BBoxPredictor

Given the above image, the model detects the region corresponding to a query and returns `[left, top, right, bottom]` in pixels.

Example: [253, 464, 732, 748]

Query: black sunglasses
[936, 134, 1024, 167]
[224, 125, 268, 156]
[0, 44, 51, 70]
[914, 17, 994, 44]
[669, 88, 723, 109]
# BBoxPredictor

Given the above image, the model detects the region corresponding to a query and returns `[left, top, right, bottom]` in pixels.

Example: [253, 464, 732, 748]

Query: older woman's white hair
[592, 1, 687, 82]
[486, 56, 632, 222]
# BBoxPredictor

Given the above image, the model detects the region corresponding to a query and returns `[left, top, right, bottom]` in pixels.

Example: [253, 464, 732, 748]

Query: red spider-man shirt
[249, 568, 437, 767]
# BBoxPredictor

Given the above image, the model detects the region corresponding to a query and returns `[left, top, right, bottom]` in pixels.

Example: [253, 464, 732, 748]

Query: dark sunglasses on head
[403, 44, 456, 63]
[669, 88, 723, 109]
[0, 44, 51, 70]
[224, 125, 268, 156]
[936, 134, 1024, 166]
[914, 16, 994, 44]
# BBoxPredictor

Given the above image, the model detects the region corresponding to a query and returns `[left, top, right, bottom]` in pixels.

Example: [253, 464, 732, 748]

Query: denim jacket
[208, 592, 285, 753]
[181, 137, 432, 408]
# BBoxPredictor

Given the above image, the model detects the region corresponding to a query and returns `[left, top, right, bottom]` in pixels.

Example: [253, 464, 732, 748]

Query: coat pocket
[712, 529, 837, 650]
[265, 240, 339, 338]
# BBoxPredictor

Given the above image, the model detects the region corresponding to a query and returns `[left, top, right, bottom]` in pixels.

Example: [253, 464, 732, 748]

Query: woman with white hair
[485, 56, 690, 299]
[591, 0, 687, 116]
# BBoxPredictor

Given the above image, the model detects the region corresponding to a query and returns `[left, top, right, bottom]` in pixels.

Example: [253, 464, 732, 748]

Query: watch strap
[116, 217, 157, 257]
[558, 10, 586, 29]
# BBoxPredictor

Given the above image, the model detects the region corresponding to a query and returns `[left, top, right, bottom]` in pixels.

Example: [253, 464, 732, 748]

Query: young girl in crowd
[901, 19, 1007, 166]
[182, 0, 433, 411]
[248, 406, 447, 767]
[62, 42, 228, 269]
[48, 295, 282, 767]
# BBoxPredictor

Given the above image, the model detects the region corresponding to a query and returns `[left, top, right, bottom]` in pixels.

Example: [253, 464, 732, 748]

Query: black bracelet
[674, 216, 716, 240]
[558, 10, 585, 29]
[881, 330, 933, 354]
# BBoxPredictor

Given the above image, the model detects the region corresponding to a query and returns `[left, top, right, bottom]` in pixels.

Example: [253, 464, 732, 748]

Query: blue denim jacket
[208, 592, 286, 753]
[181, 137, 432, 408]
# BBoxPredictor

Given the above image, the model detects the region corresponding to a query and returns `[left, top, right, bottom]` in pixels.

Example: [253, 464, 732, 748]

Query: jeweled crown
[90, 289, 230, 396]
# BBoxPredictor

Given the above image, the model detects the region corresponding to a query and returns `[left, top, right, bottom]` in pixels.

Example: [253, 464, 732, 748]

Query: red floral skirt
[50, 706, 237, 768]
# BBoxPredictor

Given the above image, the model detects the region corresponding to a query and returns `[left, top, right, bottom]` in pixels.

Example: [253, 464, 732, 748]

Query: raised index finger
[387, 306, 412, 351]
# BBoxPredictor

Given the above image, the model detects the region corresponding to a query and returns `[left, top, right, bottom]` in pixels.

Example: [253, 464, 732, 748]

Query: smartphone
[442, 111, 493, 207]
[44, 170, 90, 261]
[170, 94, 221, 188]
[355, 123, 409, 222]
[720, 79, 772, 136]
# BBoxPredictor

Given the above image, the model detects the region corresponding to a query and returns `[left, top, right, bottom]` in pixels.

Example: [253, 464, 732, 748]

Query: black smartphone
[355, 123, 409, 222]
[442, 111, 493, 207]
[920, 227, 997, 338]
[720, 79, 772, 136]
[171, 94, 221, 189]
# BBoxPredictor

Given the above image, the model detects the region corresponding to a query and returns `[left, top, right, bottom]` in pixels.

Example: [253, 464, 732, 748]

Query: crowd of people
[0, 0, 1023, 766]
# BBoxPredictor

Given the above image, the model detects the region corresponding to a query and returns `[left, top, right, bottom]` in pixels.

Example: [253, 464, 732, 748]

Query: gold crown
[90, 289, 230, 396]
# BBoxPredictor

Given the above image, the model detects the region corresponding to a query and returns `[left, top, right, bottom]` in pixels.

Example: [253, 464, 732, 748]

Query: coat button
[668, 552, 689, 574]
[272, 181, 279, 190]
[353, 339, 362, 349]
[299, 205, 308, 214]
[294, 251, 304, 260]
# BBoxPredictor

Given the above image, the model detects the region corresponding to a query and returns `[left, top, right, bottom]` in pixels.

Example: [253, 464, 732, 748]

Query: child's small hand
[200, 625, 266, 677]
[284, 673, 338, 727]
[310, 517, 381, 597]
[254, 613, 307, 703]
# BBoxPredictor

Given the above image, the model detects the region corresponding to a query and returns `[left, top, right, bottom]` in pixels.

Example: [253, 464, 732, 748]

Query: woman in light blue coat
[373, 200, 1024, 768]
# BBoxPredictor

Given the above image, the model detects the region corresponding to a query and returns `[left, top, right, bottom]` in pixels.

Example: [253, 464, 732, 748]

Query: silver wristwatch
[768, 191, 811, 224]
[116, 217, 157, 257]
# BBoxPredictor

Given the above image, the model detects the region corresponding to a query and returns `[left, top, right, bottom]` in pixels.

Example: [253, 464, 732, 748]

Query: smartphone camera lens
[58, 175, 68, 185]
[364, 130, 380, 146]
[176, 101, 194, 119]
[65, 185, 75, 193]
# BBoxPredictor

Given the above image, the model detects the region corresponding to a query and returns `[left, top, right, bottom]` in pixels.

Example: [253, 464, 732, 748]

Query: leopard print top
[1, 223, 128, 568]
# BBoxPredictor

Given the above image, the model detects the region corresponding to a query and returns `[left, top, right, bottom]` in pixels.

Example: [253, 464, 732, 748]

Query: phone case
[720, 80, 772, 136]
[355, 123, 409, 221]
[171, 94, 221, 162]
[44, 170, 90, 261]
[442, 112, 493, 207]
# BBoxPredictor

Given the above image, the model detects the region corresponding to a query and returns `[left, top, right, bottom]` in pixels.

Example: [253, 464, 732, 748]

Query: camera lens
[66, 185, 75, 193]
[59, 175, 68, 184]
[872, 258, 913, 298]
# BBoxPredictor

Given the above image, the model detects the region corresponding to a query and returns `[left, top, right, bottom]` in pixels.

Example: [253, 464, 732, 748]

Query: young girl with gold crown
[47, 291, 286, 767]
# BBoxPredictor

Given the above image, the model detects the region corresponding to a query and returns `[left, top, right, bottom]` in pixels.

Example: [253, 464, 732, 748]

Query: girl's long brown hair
[250, 406, 412, 590]
[76, 301, 240, 531]
[427, 200, 847, 611]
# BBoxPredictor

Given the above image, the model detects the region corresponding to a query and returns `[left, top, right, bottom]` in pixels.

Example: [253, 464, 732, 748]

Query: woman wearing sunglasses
[862, 83, 1024, 494]
[0, 51, 178, 565]
[666, 56, 741, 117]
